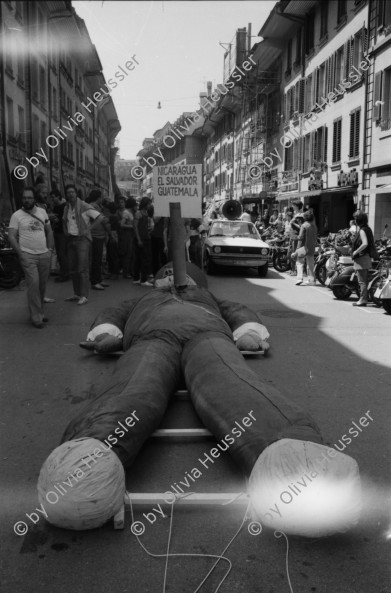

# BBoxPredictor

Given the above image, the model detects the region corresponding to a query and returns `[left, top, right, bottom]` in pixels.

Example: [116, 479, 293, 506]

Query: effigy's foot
[37, 438, 125, 530]
[249, 438, 361, 537]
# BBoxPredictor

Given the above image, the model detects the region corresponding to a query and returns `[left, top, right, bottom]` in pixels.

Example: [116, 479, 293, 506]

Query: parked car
[202, 219, 270, 277]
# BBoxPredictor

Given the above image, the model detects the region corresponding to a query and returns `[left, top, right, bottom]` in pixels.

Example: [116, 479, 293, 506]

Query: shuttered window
[320, 2, 328, 38]
[284, 144, 293, 171]
[332, 118, 342, 163]
[312, 126, 328, 162]
[303, 132, 314, 171]
[295, 78, 305, 113]
[305, 11, 315, 54]
[377, 0, 391, 28]
[337, 0, 347, 23]
[295, 28, 302, 64]
[305, 74, 312, 113]
[349, 109, 361, 158]
[373, 72, 383, 119]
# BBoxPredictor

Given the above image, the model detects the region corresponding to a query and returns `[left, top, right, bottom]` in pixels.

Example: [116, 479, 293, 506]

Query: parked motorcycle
[268, 234, 291, 272]
[368, 241, 391, 307]
[379, 267, 391, 314]
[0, 223, 22, 289]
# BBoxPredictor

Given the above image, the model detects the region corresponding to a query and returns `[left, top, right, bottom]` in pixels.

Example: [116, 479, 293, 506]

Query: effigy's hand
[236, 332, 270, 352]
[79, 333, 123, 353]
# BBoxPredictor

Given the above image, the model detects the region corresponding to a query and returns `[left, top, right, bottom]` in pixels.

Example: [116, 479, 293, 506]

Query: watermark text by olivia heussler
[247, 55, 372, 180]
[13, 411, 139, 536]
[13, 55, 140, 181]
[129, 410, 257, 536]
[130, 54, 257, 181]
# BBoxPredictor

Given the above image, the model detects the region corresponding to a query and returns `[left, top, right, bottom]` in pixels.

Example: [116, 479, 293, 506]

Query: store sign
[153, 164, 202, 217]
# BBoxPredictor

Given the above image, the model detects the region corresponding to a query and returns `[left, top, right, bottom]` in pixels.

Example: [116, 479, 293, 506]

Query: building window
[335, 47, 344, 86]
[320, 1, 328, 38]
[304, 74, 313, 113]
[295, 28, 302, 65]
[332, 118, 342, 163]
[303, 133, 312, 172]
[313, 126, 328, 163]
[6, 97, 14, 136]
[17, 57, 24, 84]
[349, 109, 360, 158]
[40, 121, 47, 149]
[375, 68, 391, 128]
[39, 66, 46, 108]
[18, 106, 25, 138]
[286, 39, 292, 74]
[284, 144, 293, 170]
[337, 0, 347, 24]
[32, 115, 39, 154]
[351, 28, 366, 72]
[377, 0, 391, 29]
[305, 11, 315, 54]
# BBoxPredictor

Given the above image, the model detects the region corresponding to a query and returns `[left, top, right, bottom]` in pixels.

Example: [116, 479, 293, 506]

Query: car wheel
[203, 251, 216, 275]
[258, 263, 268, 278]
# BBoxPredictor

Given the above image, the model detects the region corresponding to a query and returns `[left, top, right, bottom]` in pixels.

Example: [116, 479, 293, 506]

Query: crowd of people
[7, 184, 205, 328]
[7, 184, 376, 329]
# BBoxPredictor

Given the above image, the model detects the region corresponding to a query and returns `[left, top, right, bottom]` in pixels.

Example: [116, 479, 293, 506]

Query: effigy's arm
[80, 300, 136, 353]
[214, 297, 270, 351]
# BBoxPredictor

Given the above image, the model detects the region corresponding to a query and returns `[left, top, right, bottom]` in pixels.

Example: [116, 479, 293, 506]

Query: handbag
[291, 246, 307, 260]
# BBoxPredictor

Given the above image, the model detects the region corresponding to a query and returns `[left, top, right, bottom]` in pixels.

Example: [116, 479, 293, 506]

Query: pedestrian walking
[351, 211, 376, 307]
[8, 187, 54, 328]
[63, 184, 103, 305]
[295, 210, 318, 286]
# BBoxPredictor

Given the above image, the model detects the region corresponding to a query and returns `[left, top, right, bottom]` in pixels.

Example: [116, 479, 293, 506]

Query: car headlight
[213, 246, 221, 254]
[261, 248, 269, 255]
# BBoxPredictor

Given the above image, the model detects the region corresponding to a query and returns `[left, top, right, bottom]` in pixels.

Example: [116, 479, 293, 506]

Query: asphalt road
[0, 267, 390, 593]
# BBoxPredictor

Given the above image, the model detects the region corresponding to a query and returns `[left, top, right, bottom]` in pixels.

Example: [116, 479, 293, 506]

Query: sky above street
[73, 0, 277, 160]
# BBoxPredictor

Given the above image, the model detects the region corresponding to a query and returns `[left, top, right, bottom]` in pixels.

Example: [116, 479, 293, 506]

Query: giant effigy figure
[38, 267, 361, 537]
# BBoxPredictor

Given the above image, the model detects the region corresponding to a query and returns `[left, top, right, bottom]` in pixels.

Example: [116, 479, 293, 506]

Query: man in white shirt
[62, 184, 102, 305]
[8, 187, 54, 328]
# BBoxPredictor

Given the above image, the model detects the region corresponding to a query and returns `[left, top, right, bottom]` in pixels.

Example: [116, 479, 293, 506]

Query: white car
[202, 219, 270, 277]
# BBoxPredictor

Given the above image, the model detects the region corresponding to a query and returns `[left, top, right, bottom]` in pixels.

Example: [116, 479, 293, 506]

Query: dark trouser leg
[77, 237, 91, 297]
[107, 239, 120, 274]
[356, 268, 369, 302]
[139, 239, 152, 282]
[182, 332, 322, 476]
[90, 238, 105, 285]
[67, 237, 81, 296]
[61, 337, 182, 467]
[54, 233, 68, 277]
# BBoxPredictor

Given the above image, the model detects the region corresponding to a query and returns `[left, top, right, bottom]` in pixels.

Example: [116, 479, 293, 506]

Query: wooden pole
[169, 202, 188, 288]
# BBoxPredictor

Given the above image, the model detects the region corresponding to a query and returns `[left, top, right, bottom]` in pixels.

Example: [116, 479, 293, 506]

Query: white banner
[152, 164, 202, 217]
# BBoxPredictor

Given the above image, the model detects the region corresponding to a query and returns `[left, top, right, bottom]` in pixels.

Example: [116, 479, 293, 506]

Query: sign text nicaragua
[153, 164, 202, 217]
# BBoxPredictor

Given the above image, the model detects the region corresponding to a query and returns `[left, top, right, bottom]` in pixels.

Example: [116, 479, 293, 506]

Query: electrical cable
[127, 491, 251, 593]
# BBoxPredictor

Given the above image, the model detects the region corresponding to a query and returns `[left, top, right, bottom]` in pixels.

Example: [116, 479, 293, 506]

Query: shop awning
[276, 189, 322, 201]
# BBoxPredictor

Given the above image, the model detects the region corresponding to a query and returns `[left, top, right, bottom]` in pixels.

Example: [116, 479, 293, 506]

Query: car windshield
[209, 221, 259, 238]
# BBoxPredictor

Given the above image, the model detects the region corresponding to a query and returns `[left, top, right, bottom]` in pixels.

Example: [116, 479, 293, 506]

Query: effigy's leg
[182, 332, 323, 474]
[61, 337, 183, 467]
[37, 337, 182, 531]
[182, 332, 361, 537]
